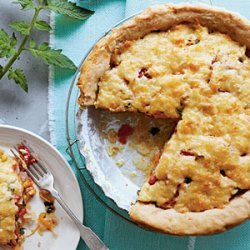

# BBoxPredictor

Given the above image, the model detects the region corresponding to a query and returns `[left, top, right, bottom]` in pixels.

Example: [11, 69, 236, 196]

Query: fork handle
[50, 189, 108, 250]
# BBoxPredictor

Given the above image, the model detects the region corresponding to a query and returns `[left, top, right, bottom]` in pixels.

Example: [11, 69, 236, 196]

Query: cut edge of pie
[77, 3, 250, 235]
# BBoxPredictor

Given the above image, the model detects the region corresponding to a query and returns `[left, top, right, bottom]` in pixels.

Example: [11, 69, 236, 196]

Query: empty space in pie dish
[77, 107, 176, 211]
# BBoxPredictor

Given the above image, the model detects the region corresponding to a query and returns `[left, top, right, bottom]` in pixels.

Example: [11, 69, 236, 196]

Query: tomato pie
[78, 4, 250, 235]
[0, 148, 37, 248]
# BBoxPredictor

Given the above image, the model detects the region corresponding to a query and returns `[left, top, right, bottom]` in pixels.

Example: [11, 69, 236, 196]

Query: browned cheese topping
[94, 24, 250, 212]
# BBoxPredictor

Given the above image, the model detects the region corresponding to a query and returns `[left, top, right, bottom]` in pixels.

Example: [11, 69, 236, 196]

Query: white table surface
[0, 1, 50, 140]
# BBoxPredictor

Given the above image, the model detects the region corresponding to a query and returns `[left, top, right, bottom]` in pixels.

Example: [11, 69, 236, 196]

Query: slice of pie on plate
[77, 3, 250, 235]
[0, 149, 30, 247]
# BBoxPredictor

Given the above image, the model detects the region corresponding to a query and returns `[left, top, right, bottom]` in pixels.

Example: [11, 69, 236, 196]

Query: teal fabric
[50, 1, 250, 249]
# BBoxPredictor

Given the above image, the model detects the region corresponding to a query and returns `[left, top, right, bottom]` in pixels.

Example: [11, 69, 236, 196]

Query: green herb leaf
[8, 68, 28, 92]
[29, 39, 36, 48]
[7, 185, 15, 192]
[14, 0, 34, 10]
[38, 42, 49, 51]
[19, 227, 25, 235]
[29, 44, 76, 70]
[0, 29, 17, 58]
[46, 0, 94, 20]
[34, 20, 51, 31]
[9, 21, 30, 36]
[0, 65, 3, 74]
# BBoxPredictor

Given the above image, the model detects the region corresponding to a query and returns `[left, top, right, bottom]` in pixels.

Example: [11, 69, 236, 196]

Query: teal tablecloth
[49, 1, 250, 249]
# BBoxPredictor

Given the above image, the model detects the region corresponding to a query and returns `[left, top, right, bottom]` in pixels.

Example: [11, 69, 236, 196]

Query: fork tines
[11, 143, 48, 183]
[17, 143, 48, 173]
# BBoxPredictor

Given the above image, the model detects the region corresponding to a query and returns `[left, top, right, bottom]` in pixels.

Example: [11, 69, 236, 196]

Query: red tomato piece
[18, 145, 37, 166]
[180, 150, 195, 156]
[118, 124, 133, 144]
[118, 124, 133, 137]
[18, 208, 27, 217]
[148, 175, 157, 185]
[118, 136, 127, 144]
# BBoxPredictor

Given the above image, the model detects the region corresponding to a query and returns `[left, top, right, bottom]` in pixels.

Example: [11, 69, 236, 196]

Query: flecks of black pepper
[238, 57, 244, 63]
[44, 201, 53, 207]
[220, 169, 226, 176]
[138, 67, 152, 79]
[184, 177, 192, 184]
[124, 102, 132, 109]
[194, 38, 200, 44]
[44, 201, 55, 213]
[149, 127, 160, 136]
[195, 155, 205, 161]
[46, 206, 55, 214]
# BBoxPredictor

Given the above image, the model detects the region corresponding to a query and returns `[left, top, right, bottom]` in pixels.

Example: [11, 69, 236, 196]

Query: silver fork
[11, 144, 108, 250]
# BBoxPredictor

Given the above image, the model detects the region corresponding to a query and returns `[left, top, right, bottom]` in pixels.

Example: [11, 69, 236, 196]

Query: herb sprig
[0, 0, 94, 92]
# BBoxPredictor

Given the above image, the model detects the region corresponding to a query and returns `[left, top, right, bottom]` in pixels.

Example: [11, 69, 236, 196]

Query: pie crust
[78, 3, 250, 107]
[77, 3, 250, 235]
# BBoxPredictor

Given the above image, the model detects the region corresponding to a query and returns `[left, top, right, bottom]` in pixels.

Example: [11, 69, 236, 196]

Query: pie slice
[0, 149, 36, 247]
[0, 150, 24, 247]
[77, 4, 250, 235]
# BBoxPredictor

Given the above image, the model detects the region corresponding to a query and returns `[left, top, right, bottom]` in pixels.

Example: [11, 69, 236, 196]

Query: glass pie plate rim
[65, 13, 142, 225]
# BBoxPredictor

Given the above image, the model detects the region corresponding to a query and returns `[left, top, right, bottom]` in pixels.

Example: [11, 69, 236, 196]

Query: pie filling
[88, 24, 250, 213]
[0, 149, 36, 247]
[0, 146, 58, 248]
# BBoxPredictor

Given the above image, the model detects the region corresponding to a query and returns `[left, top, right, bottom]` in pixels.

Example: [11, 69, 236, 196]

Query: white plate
[0, 125, 83, 250]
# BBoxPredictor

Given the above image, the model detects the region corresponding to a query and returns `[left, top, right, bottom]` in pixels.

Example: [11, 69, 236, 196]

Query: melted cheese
[0, 150, 22, 245]
[96, 24, 250, 212]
